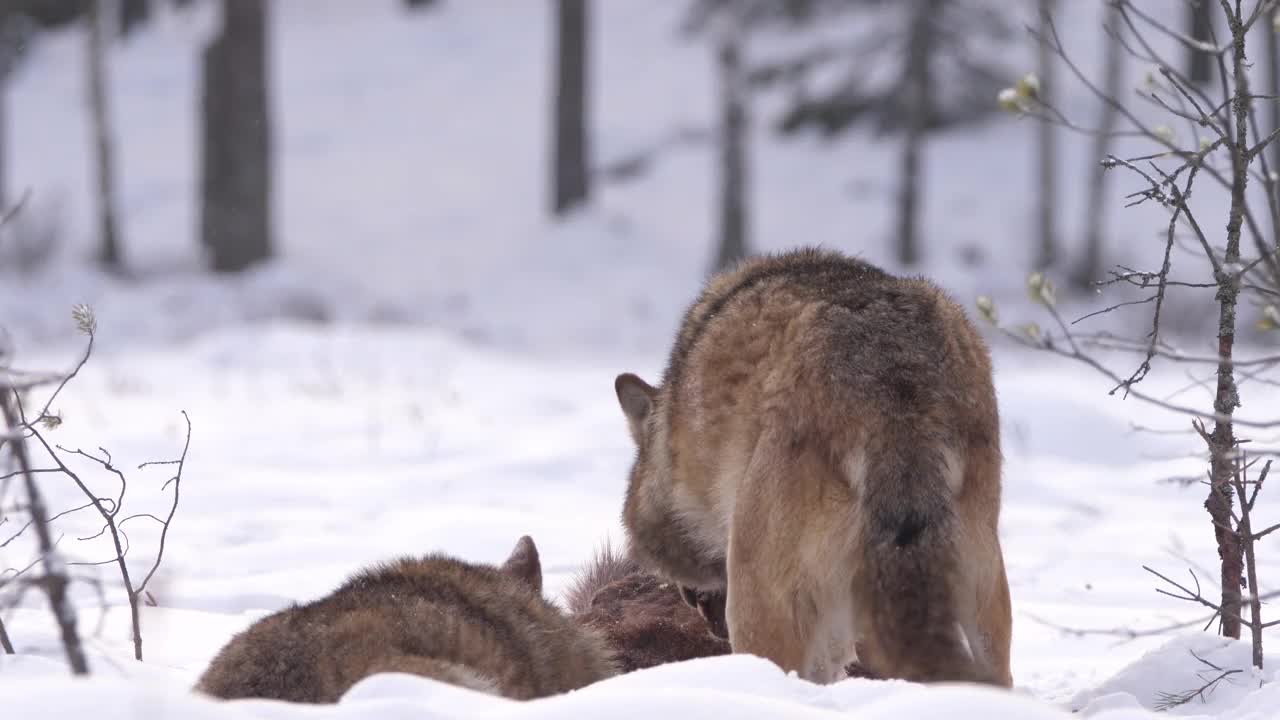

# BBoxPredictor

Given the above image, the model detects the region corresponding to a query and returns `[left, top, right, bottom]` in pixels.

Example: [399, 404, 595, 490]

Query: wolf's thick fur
[195, 536, 617, 703]
[614, 248, 1012, 686]
[567, 542, 731, 673]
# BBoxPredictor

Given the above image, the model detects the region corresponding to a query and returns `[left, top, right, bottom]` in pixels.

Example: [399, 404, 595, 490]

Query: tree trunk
[1269, 7, 1279, 189]
[1074, 2, 1124, 290]
[199, 39, 224, 255]
[1205, 429, 1243, 639]
[0, 7, 11, 213]
[1034, 0, 1058, 270]
[200, 0, 272, 273]
[711, 12, 749, 274]
[895, 0, 939, 267]
[1204, 10, 1254, 640]
[1187, 0, 1213, 86]
[87, 0, 124, 271]
[0, 3, 17, 214]
[550, 0, 590, 216]
[120, 0, 149, 38]
[0, 68, 6, 214]
[1265, 6, 1280, 292]
[0, 615, 13, 654]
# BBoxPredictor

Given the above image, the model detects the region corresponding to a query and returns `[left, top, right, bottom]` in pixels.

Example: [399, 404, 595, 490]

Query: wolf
[613, 247, 1012, 686]
[195, 536, 617, 703]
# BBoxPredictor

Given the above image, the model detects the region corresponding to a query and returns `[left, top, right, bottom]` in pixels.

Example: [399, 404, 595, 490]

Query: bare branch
[0, 393, 89, 674]
[1231, 453, 1266, 667]
[1025, 610, 1221, 644]
[1154, 652, 1243, 711]
[1, 312, 189, 666]
[1141, 565, 1262, 632]
[135, 411, 189, 598]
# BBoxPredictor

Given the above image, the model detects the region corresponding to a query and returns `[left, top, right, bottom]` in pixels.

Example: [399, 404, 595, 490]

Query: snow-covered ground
[2, 1, 1280, 718]
[2, 324, 1277, 719]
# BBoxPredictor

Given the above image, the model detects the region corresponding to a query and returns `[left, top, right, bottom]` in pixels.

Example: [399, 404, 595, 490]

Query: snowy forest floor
[2, 326, 1278, 719]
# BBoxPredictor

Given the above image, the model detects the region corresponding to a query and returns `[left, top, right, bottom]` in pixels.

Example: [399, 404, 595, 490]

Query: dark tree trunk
[120, 0, 149, 38]
[1075, 2, 1124, 290]
[87, 0, 124, 271]
[895, 0, 939, 267]
[1187, 0, 1213, 85]
[1269, 8, 1280, 185]
[199, 42, 224, 254]
[200, 0, 272, 273]
[0, 74, 5, 213]
[0, 8, 11, 213]
[1265, 7, 1280, 291]
[711, 13, 749, 273]
[1035, 0, 1057, 270]
[1205, 435, 1243, 639]
[550, 0, 590, 216]
[0, 615, 13, 654]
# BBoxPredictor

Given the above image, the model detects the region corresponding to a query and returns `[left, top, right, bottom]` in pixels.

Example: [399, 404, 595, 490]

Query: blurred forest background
[0, 0, 1275, 358]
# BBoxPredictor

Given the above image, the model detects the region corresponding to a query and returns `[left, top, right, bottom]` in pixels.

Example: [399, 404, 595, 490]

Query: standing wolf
[613, 248, 1012, 686]
[195, 536, 616, 703]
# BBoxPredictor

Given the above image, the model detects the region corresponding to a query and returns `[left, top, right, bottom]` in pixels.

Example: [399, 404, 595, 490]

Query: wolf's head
[612, 372, 671, 572]
[613, 373, 667, 532]
[612, 372, 722, 590]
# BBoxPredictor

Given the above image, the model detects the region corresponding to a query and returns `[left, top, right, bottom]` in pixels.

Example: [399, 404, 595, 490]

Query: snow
[0, 648, 1249, 719]
[2, 0, 1279, 718]
[1071, 635, 1278, 717]
[2, 325, 1276, 718]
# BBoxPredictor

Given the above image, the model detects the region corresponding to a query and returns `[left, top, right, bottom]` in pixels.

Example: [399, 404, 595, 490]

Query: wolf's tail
[851, 444, 1000, 685]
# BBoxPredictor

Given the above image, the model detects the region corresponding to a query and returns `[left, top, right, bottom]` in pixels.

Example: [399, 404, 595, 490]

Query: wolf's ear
[615, 373, 656, 440]
[501, 535, 542, 594]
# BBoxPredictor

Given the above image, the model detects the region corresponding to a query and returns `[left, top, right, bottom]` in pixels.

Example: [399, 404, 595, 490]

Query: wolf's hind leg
[723, 480, 821, 680]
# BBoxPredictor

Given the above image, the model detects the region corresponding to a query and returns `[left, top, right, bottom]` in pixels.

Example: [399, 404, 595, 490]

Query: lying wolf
[196, 536, 617, 702]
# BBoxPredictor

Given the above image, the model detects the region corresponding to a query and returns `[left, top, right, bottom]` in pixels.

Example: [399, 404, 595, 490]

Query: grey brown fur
[564, 539, 642, 615]
[195, 536, 616, 703]
[567, 541, 732, 674]
[614, 247, 1012, 686]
